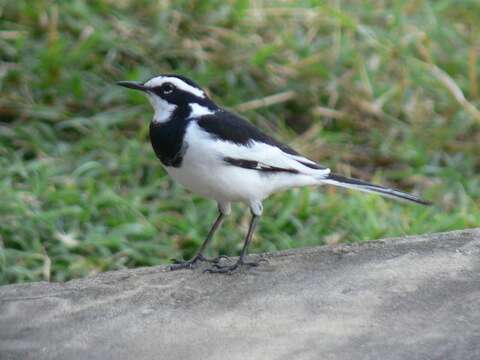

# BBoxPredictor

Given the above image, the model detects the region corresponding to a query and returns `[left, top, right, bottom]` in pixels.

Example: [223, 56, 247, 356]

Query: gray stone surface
[1, 229, 480, 360]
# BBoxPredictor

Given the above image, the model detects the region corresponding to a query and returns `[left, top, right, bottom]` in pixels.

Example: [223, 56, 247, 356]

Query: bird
[117, 74, 430, 273]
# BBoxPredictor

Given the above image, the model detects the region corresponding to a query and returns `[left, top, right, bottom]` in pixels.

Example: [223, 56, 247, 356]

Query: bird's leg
[170, 209, 226, 270]
[205, 212, 261, 274]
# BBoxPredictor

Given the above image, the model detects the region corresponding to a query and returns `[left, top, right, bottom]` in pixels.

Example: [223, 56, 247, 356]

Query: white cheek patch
[145, 76, 205, 98]
[147, 94, 177, 123]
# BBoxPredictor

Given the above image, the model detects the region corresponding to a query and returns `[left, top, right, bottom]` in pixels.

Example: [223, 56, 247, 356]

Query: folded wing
[196, 111, 330, 177]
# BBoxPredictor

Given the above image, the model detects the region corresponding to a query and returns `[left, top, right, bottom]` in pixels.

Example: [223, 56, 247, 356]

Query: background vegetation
[1, 0, 479, 284]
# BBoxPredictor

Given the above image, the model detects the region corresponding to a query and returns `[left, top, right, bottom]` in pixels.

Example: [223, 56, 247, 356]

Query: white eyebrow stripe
[144, 76, 206, 98]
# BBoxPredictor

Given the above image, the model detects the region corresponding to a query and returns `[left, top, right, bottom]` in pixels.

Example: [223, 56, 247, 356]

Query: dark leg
[205, 213, 260, 274]
[170, 211, 225, 270]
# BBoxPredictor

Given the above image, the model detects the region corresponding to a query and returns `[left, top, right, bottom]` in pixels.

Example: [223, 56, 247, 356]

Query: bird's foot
[208, 255, 230, 264]
[204, 257, 266, 274]
[169, 254, 229, 271]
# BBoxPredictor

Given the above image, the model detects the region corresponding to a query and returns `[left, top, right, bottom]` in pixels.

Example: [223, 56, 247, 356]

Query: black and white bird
[117, 74, 430, 273]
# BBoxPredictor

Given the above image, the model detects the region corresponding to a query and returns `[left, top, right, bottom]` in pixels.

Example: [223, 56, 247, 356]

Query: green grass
[1, 0, 479, 284]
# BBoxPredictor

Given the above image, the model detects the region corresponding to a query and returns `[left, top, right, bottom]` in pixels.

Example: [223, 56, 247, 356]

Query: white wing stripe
[187, 122, 330, 177]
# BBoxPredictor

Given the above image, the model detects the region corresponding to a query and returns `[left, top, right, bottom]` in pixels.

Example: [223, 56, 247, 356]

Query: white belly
[165, 157, 269, 202]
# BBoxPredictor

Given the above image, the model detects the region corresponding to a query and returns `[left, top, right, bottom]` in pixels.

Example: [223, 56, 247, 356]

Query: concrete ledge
[1, 229, 479, 360]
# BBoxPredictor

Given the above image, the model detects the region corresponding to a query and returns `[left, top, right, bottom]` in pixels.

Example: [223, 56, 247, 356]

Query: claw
[204, 258, 263, 274]
[204, 264, 238, 274]
[169, 260, 197, 271]
[169, 254, 231, 271]
[169, 256, 202, 271]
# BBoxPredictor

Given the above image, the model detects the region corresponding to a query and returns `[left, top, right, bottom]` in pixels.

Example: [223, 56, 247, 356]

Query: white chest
[164, 122, 269, 202]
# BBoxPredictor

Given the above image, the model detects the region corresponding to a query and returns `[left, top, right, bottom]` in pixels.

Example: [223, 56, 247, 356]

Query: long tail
[321, 173, 431, 205]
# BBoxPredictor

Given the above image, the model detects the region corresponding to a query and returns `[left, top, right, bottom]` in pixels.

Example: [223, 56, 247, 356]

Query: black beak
[116, 81, 147, 91]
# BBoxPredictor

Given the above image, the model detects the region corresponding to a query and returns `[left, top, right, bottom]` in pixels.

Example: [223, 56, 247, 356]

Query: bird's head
[117, 74, 215, 123]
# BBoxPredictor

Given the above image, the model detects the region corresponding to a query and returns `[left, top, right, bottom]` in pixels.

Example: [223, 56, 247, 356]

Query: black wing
[196, 110, 327, 170]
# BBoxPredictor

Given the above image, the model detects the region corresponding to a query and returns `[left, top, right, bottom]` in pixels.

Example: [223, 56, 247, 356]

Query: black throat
[149, 100, 216, 168]
[149, 106, 191, 168]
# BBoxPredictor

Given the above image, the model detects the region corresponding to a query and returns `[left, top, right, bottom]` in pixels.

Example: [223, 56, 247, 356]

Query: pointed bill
[117, 81, 147, 91]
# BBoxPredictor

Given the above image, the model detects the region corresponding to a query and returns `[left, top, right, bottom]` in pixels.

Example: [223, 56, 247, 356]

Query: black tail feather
[322, 174, 431, 206]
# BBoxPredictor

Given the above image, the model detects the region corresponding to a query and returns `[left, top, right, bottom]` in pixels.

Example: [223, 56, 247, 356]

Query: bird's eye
[162, 83, 174, 94]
